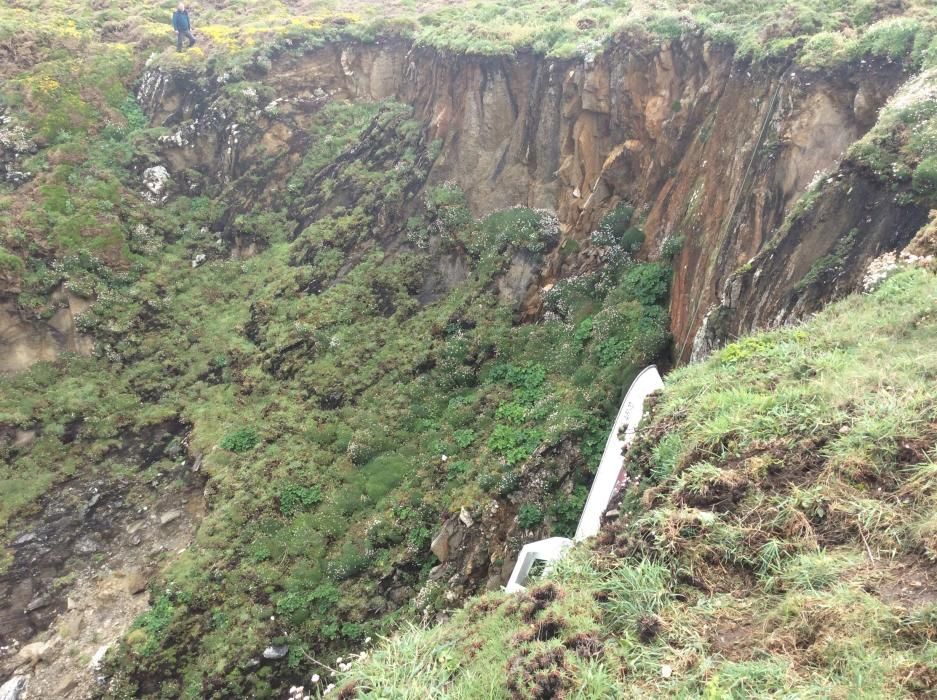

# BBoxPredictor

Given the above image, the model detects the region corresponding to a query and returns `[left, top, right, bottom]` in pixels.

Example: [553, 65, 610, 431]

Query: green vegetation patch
[849, 67, 937, 207]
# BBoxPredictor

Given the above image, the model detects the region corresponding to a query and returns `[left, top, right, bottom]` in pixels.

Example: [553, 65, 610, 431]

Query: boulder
[458, 507, 474, 528]
[159, 509, 182, 525]
[53, 675, 78, 696]
[430, 529, 449, 562]
[431, 518, 468, 563]
[88, 644, 109, 670]
[126, 569, 148, 595]
[142, 165, 171, 203]
[24, 595, 50, 613]
[12, 532, 36, 546]
[497, 252, 538, 308]
[62, 613, 83, 638]
[262, 645, 289, 660]
[13, 638, 56, 671]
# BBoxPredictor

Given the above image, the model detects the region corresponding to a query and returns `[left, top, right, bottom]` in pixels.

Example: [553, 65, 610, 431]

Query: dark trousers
[176, 30, 196, 51]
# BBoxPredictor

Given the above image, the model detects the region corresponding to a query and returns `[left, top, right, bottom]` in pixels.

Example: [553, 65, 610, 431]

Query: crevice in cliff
[674, 59, 791, 361]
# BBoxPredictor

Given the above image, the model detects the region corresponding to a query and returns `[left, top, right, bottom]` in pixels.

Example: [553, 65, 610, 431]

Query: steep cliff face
[137, 37, 924, 362]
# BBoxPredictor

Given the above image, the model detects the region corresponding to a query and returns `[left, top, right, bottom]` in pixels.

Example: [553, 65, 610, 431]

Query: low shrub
[913, 156, 937, 201]
[518, 503, 545, 529]
[279, 483, 322, 517]
[220, 427, 259, 453]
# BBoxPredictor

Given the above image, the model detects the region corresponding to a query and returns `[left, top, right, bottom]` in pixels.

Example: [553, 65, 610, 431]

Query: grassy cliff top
[334, 263, 937, 698]
[2, 0, 937, 67]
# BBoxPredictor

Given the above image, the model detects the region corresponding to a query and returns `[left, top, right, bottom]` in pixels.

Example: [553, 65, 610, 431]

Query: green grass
[2, 0, 936, 84]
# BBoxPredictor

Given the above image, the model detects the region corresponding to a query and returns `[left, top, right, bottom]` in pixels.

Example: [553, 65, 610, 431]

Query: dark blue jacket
[172, 10, 191, 32]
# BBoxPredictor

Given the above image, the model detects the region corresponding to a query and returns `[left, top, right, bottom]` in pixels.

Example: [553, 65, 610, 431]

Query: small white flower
[364, 636, 372, 644]
[311, 674, 320, 683]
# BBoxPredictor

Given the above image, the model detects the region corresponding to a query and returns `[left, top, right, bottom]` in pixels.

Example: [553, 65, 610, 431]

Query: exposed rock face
[0, 421, 197, 650]
[0, 421, 206, 699]
[0, 109, 35, 185]
[11, 639, 56, 672]
[138, 38, 922, 363]
[142, 165, 171, 203]
[0, 289, 93, 373]
[696, 168, 929, 357]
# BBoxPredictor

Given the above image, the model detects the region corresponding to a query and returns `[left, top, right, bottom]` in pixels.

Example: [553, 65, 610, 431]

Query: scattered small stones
[262, 644, 289, 660]
[75, 536, 101, 554]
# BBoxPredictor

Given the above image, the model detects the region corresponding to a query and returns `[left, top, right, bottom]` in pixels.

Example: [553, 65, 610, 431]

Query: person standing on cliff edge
[172, 2, 196, 52]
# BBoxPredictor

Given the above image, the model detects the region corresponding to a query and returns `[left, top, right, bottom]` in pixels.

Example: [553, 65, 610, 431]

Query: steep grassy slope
[6, 0, 937, 67]
[336, 265, 937, 699]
